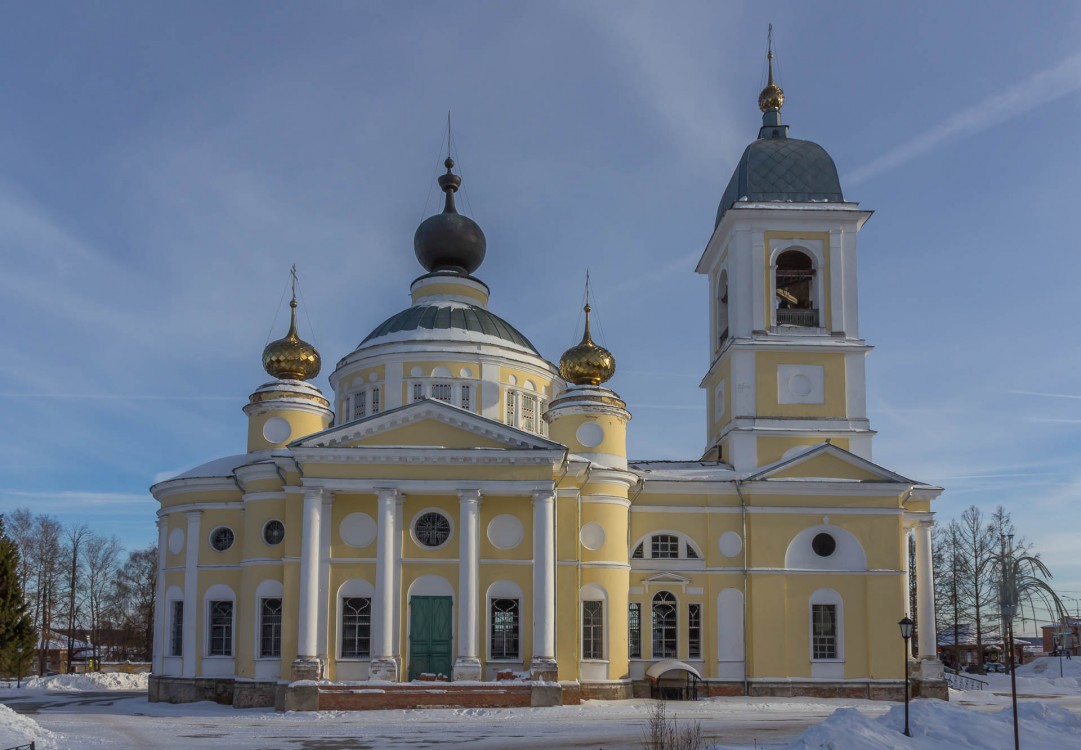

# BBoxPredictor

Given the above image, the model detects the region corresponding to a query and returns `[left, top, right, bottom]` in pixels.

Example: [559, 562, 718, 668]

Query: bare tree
[956, 506, 997, 669]
[62, 524, 90, 672]
[110, 546, 157, 661]
[30, 515, 64, 675]
[82, 534, 121, 670]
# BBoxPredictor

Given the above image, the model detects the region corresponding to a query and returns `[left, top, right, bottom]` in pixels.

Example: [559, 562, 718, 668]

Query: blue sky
[3, 2, 1081, 629]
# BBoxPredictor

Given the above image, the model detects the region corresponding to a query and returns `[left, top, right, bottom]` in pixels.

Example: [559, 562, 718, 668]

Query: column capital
[458, 488, 483, 505]
[916, 518, 935, 529]
[302, 486, 327, 501]
[185, 510, 202, 523]
[532, 488, 556, 505]
[376, 487, 401, 503]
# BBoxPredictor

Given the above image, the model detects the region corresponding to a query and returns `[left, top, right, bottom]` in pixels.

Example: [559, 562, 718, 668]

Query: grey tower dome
[414, 157, 487, 275]
[715, 50, 843, 228]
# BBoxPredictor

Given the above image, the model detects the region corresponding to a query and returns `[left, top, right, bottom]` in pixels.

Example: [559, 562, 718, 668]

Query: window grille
[651, 592, 677, 658]
[413, 383, 423, 402]
[812, 604, 837, 659]
[490, 599, 520, 659]
[415, 512, 451, 547]
[505, 390, 517, 425]
[353, 391, 367, 419]
[208, 600, 233, 656]
[628, 603, 641, 658]
[170, 601, 183, 657]
[521, 395, 536, 432]
[371, 387, 380, 414]
[651, 534, 679, 559]
[341, 597, 372, 658]
[632, 543, 644, 559]
[688, 604, 702, 659]
[431, 383, 452, 402]
[460, 385, 471, 411]
[582, 600, 604, 659]
[260, 598, 282, 657]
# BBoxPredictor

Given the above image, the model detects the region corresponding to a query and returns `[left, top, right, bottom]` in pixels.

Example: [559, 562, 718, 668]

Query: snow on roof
[159, 450, 279, 483]
[629, 460, 738, 481]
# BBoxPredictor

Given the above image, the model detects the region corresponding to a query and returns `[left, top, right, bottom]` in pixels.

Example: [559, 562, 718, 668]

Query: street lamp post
[1000, 534, 1020, 750]
[898, 616, 914, 737]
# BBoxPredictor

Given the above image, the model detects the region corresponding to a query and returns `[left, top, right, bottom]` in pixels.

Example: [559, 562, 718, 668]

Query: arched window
[652, 591, 678, 658]
[630, 533, 703, 561]
[775, 249, 817, 327]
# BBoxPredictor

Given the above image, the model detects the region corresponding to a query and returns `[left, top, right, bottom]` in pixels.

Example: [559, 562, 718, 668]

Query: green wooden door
[408, 596, 453, 680]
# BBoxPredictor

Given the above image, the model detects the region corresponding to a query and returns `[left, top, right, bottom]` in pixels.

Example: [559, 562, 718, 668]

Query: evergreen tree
[0, 516, 36, 682]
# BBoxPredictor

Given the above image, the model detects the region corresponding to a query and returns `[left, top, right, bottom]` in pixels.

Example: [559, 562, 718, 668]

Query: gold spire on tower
[559, 275, 616, 386]
[262, 266, 321, 381]
[758, 25, 785, 113]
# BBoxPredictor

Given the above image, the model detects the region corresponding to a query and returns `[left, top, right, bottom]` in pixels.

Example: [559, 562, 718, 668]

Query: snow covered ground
[2, 663, 1081, 750]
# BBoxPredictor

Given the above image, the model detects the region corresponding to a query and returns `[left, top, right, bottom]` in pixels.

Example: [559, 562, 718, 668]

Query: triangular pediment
[748, 443, 914, 484]
[642, 572, 691, 586]
[290, 398, 565, 451]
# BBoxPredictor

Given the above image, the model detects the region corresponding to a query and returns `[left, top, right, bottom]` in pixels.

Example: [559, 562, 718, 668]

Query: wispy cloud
[1010, 389, 1081, 401]
[1, 489, 150, 507]
[0, 393, 236, 401]
[846, 52, 1081, 186]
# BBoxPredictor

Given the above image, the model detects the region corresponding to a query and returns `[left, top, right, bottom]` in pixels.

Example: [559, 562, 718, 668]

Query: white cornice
[153, 478, 240, 502]
[301, 478, 557, 495]
[292, 447, 562, 467]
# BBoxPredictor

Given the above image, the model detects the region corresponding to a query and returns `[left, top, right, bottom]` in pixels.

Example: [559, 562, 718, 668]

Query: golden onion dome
[758, 46, 784, 112]
[262, 297, 321, 381]
[559, 303, 615, 386]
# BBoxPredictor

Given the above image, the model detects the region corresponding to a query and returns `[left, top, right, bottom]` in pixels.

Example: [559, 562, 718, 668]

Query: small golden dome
[262, 297, 321, 381]
[559, 303, 615, 386]
[758, 47, 784, 112]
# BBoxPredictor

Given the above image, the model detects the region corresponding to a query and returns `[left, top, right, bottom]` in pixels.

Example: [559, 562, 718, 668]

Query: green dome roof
[360, 302, 540, 354]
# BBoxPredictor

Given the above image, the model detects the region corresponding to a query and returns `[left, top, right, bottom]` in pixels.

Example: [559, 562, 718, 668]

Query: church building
[149, 57, 945, 709]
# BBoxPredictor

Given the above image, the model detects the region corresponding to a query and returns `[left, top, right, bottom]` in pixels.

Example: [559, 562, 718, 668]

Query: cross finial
[290, 264, 298, 304]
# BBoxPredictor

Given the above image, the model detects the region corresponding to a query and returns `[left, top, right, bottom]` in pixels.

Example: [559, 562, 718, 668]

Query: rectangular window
[521, 395, 536, 432]
[353, 391, 367, 419]
[413, 383, 424, 402]
[431, 382, 452, 402]
[505, 390, 517, 426]
[170, 601, 183, 657]
[341, 597, 372, 658]
[460, 384, 471, 411]
[812, 604, 837, 659]
[628, 603, 641, 658]
[582, 600, 604, 660]
[371, 387, 380, 414]
[208, 600, 233, 656]
[260, 598, 283, 658]
[652, 534, 679, 559]
[490, 599, 520, 659]
[688, 604, 702, 659]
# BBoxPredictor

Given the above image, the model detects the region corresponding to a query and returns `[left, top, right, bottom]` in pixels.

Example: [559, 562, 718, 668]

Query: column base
[452, 657, 482, 682]
[369, 657, 399, 682]
[290, 657, 323, 682]
[913, 657, 948, 700]
[530, 658, 558, 682]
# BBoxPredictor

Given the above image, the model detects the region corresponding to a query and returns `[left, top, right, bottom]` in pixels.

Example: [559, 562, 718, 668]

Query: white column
[316, 492, 334, 662]
[182, 511, 200, 678]
[454, 490, 483, 680]
[902, 526, 912, 619]
[531, 489, 558, 678]
[914, 519, 938, 660]
[370, 488, 401, 681]
[292, 487, 325, 680]
[152, 517, 168, 673]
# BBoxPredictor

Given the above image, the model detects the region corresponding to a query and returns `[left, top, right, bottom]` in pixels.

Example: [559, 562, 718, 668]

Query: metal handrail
[944, 667, 987, 691]
[776, 308, 819, 327]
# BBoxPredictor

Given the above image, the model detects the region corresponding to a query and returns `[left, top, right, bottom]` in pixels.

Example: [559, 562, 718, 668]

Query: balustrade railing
[776, 308, 819, 327]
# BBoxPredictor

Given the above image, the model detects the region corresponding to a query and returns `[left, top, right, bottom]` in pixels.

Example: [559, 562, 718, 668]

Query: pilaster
[453, 489, 483, 681]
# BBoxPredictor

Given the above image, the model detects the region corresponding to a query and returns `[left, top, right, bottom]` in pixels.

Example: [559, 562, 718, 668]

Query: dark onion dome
[559, 303, 615, 386]
[414, 157, 486, 275]
[360, 301, 540, 355]
[715, 48, 843, 228]
[262, 297, 321, 380]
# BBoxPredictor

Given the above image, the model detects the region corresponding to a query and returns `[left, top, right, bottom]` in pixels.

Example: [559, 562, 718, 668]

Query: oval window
[811, 532, 836, 557]
[210, 527, 235, 552]
[263, 520, 285, 546]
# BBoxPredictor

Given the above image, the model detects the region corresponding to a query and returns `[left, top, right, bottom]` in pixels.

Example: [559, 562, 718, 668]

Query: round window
[414, 512, 451, 547]
[210, 526, 235, 552]
[811, 532, 836, 557]
[263, 520, 285, 546]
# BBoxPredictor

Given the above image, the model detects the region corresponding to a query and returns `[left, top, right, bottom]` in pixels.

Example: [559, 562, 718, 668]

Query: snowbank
[14, 672, 148, 692]
[0, 703, 58, 750]
[773, 698, 1081, 749]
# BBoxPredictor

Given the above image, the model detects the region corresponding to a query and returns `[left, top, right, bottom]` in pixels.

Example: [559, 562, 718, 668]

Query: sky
[2, 1, 1081, 632]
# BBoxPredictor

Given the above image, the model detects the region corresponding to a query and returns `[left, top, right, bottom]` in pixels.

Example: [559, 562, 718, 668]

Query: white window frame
[254, 579, 285, 662]
[630, 532, 703, 561]
[336, 579, 376, 661]
[169, 599, 184, 657]
[349, 384, 383, 420]
[504, 386, 546, 435]
[203, 584, 236, 659]
[769, 242, 825, 330]
[809, 589, 845, 676]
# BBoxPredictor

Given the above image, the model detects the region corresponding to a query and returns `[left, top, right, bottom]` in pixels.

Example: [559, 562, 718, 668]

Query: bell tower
[697, 41, 874, 471]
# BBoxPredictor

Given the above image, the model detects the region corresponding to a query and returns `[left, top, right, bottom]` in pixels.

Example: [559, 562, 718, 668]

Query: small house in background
[1041, 617, 1081, 656]
[35, 629, 93, 675]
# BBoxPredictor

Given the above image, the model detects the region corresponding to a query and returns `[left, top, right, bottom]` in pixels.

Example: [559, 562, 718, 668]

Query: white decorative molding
[778, 364, 825, 405]
[487, 514, 524, 550]
[339, 512, 377, 549]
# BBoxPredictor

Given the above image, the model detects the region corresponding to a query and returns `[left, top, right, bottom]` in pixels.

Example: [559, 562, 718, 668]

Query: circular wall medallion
[789, 374, 813, 398]
[410, 367, 423, 377]
[812, 532, 837, 557]
[460, 367, 473, 378]
[262, 519, 285, 546]
[576, 422, 605, 448]
[339, 512, 376, 549]
[487, 514, 524, 550]
[168, 527, 185, 555]
[262, 417, 292, 443]
[719, 531, 743, 558]
[579, 522, 606, 551]
[209, 526, 234, 552]
[368, 372, 379, 382]
[507, 374, 518, 386]
[414, 511, 452, 548]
